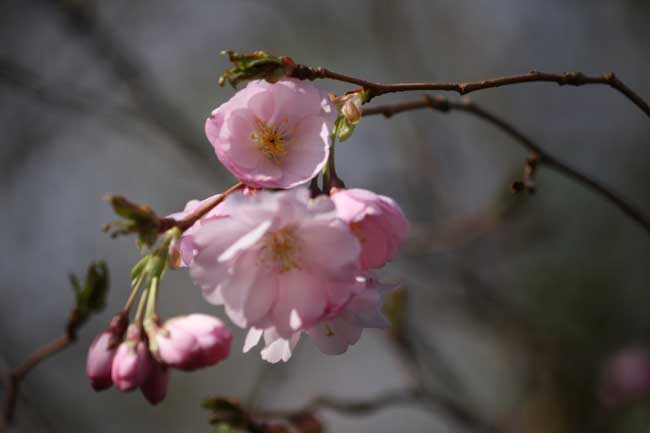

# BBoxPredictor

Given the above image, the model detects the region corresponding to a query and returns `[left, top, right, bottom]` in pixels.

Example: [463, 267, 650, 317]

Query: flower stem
[145, 276, 159, 320]
[123, 272, 146, 313]
[133, 285, 150, 329]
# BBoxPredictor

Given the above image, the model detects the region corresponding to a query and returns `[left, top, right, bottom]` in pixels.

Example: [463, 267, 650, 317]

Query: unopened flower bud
[341, 94, 363, 125]
[141, 360, 169, 405]
[111, 325, 152, 391]
[155, 314, 232, 371]
[86, 313, 127, 391]
[86, 332, 118, 391]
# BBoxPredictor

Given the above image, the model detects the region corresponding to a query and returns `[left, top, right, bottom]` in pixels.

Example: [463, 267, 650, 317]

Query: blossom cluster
[88, 76, 409, 404]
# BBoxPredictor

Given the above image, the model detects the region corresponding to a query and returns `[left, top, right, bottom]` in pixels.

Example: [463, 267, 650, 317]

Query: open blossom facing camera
[205, 79, 337, 189]
[189, 189, 362, 338]
[331, 188, 409, 270]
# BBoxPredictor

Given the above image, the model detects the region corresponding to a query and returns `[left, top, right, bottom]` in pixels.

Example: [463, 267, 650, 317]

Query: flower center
[265, 227, 300, 273]
[251, 118, 295, 162]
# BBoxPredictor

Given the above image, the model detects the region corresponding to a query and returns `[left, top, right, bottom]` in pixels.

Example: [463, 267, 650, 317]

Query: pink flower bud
[341, 94, 363, 125]
[86, 331, 118, 391]
[140, 360, 169, 406]
[155, 314, 232, 371]
[86, 313, 127, 391]
[111, 326, 152, 391]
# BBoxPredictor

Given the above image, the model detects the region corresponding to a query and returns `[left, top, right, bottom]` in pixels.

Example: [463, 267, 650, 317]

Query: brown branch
[1, 319, 81, 429]
[290, 65, 650, 118]
[260, 388, 425, 419]
[362, 96, 650, 235]
[1, 335, 73, 430]
[158, 182, 244, 232]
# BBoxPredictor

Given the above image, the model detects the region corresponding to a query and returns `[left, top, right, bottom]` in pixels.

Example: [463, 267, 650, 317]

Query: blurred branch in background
[1, 0, 229, 183]
[362, 96, 650, 235]
[0, 262, 109, 431]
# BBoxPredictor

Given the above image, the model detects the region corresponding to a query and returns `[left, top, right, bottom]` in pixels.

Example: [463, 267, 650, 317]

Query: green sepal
[333, 116, 356, 142]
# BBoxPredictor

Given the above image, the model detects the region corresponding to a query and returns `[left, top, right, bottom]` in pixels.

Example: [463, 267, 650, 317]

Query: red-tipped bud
[154, 314, 232, 371]
[111, 325, 152, 391]
[141, 360, 169, 405]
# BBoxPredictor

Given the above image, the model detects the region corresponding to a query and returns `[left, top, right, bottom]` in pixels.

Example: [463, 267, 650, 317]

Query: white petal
[243, 328, 263, 353]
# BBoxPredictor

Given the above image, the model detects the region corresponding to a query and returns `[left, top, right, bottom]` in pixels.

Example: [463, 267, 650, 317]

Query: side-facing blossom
[244, 274, 393, 362]
[189, 188, 361, 338]
[205, 79, 337, 189]
[331, 188, 409, 270]
[153, 314, 232, 371]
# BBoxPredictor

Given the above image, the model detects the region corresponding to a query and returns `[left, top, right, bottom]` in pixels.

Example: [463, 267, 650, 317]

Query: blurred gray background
[1, 1, 649, 432]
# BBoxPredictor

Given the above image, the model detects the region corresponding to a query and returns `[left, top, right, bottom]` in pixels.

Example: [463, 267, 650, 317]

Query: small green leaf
[219, 50, 289, 88]
[103, 195, 161, 248]
[70, 261, 110, 323]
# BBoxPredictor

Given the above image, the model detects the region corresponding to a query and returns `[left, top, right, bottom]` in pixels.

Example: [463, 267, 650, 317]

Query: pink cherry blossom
[140, 360, 169, 406]
[189, 189, 361, 338]
[111, 326, 153, 392]
[205, 79, 337, 189]
[244, 274, 392, 362]
[307, 274, 391, 355]
[154, 314, 232, 371]
[331, 188, 409, 270]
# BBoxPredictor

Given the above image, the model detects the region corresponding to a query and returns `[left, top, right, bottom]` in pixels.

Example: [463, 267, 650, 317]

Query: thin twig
[362, 96, 650, 235]
[1, 335, 73, 430]
[158, 182, 244, 232]
[291, 66, 650, 118]
[1, 326, 79, 430]
[260, 388, 425, 418]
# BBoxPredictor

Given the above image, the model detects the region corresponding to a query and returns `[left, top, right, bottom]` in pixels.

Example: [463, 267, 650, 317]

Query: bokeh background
[1, 1, 649, 432]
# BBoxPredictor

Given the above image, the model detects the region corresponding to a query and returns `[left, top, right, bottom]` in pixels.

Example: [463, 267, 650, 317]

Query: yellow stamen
[251, 118, 294, 162]
[265, 227, 300, 273]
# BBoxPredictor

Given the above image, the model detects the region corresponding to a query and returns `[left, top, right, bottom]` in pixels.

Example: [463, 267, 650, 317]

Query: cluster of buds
[86, 231, 232, 405]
